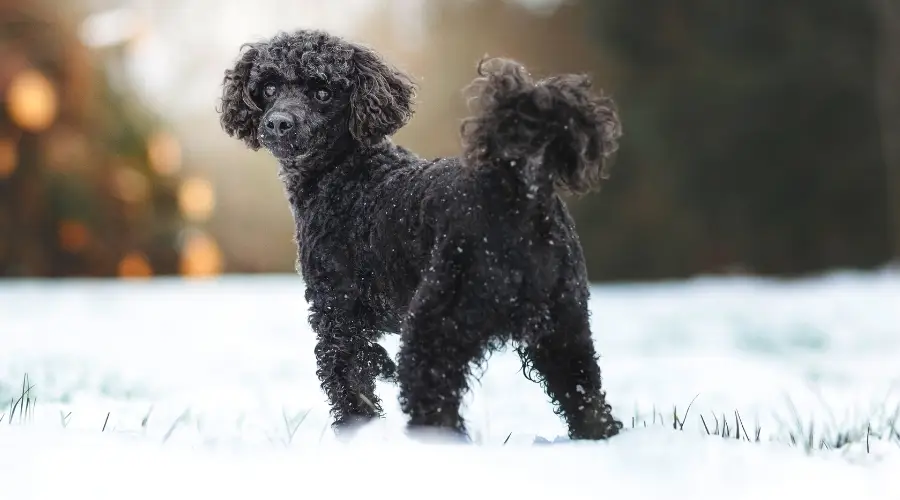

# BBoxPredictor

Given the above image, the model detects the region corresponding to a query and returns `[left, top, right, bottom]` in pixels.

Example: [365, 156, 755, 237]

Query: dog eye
[313, 88, 331, 102]
[263, 83, 278, 99]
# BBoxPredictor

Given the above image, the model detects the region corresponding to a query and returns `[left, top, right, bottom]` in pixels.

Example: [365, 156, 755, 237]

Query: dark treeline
[574, 0, 897, 280]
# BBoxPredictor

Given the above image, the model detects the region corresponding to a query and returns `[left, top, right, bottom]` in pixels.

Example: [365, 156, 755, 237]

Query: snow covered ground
[1, 270, 899, 498]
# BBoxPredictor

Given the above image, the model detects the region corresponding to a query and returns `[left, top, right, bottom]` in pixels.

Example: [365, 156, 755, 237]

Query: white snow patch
[1, 270, 899, 497]
[2, 425, 898, 500]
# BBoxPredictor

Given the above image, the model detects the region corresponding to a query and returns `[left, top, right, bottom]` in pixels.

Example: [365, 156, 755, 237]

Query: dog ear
[349, 45, 416, 145]
[219, 44, 263, 150]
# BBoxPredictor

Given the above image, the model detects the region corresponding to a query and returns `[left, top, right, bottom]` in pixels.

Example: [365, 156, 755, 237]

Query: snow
[1, 270, 900, 498]
[3, 425, 896, 499]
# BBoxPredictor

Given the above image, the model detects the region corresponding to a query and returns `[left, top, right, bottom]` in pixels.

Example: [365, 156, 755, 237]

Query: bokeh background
[1, 0, 898, 282]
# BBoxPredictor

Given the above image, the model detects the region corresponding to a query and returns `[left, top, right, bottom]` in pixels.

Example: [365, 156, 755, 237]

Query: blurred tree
[0, 1, 210, 278]
[872, 0, 900, 260]
[581, 0, 892, 280]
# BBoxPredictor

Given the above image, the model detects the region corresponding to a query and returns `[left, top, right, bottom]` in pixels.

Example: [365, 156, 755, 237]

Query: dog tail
[460, 58, 621, 198]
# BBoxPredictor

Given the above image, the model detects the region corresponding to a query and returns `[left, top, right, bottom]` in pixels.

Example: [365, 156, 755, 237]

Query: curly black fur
[461, 58, 621, 196]
[219, 29, 624, 441]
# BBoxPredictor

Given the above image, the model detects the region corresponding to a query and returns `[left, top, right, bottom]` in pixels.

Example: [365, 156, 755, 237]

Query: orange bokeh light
[147, 131, 182, 175]
[112, 166, 149, 204]
[179, 231, 223, 277]
[178, 176, 216, 222]
[0, 139, 17, 179]
[58, 220, 90, 252]
[118, 252, 153, 279]
[6, 69, 58, 132]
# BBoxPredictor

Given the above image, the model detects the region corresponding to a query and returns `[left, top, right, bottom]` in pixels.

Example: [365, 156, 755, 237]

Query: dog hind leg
[517, 299, 622, 440]
[397, 240, 486, 439]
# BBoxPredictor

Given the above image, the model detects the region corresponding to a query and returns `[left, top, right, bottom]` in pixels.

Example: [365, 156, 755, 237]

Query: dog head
[218, 30, 415, 164]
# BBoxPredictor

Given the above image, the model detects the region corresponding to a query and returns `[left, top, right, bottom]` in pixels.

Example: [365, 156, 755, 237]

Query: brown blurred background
[1, 0, 897, 282]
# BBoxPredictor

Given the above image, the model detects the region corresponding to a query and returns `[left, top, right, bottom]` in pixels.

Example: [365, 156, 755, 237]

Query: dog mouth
[268, 142, 298, 157]
[261, 138, 307, 161]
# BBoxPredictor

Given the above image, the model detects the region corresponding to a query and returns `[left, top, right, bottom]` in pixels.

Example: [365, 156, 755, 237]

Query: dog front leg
[308, 303, 385, 433]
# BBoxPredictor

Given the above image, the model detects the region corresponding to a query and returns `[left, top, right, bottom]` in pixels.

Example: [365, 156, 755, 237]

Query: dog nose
[265, 112, 295, 137]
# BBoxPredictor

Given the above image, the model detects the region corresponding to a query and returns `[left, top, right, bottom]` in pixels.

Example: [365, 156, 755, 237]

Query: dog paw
[568, 417, 624, 441]
[405, 424, 472, 445]
[332, 414, 376, 441]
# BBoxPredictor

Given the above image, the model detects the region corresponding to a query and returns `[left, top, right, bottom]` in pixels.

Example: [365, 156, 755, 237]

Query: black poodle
[219, 29, 624, 441]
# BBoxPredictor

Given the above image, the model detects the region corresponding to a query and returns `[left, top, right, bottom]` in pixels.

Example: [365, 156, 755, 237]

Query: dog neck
[277, 136, 397, 217]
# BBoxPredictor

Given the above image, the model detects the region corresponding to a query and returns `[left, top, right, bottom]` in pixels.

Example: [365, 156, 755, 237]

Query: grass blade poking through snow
[59, 411, 72, 428]
[1, 375, 896, 454]
[141, 406, 153, 434]
[7, 374, 35, 425]
[162, 409, 191, 444]
[673, 393, 700, 431]
[281, 408, 312, 446]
